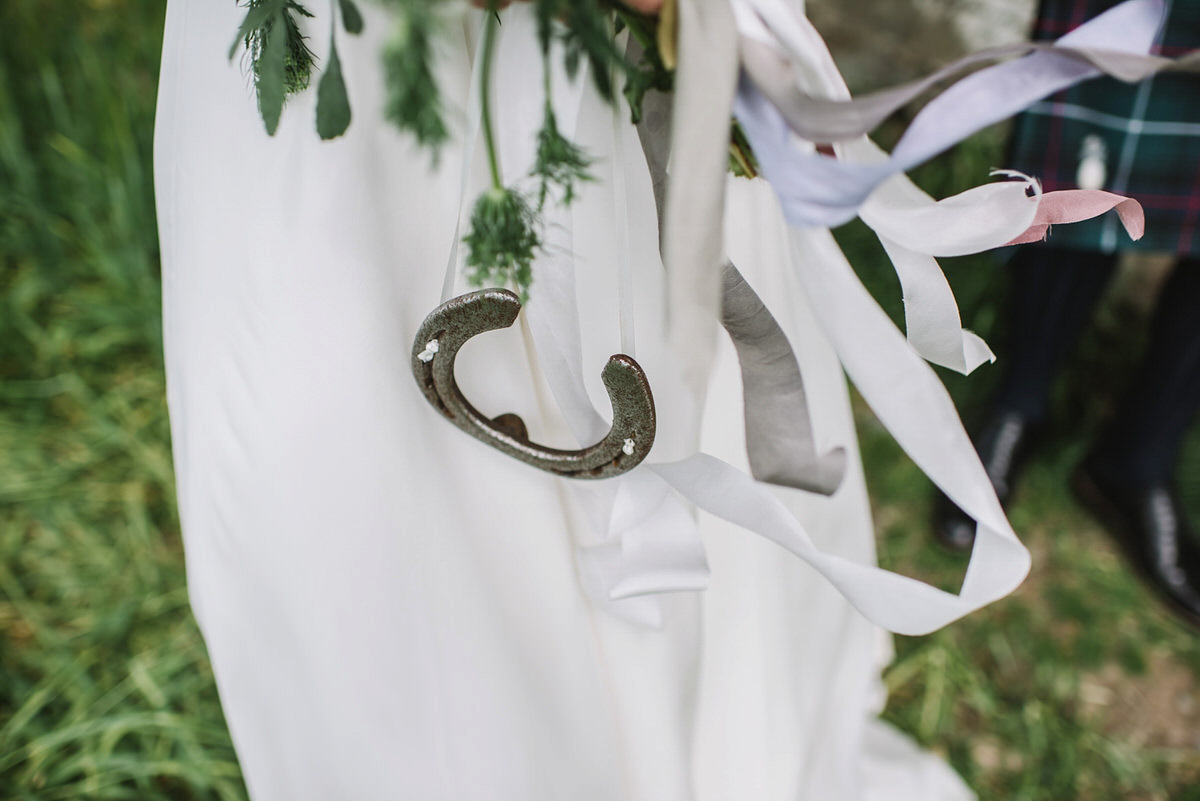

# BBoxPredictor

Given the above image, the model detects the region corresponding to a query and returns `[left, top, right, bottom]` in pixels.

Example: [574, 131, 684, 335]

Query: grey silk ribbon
[635, 71, 847, 496]
[719, 265, 847, 494]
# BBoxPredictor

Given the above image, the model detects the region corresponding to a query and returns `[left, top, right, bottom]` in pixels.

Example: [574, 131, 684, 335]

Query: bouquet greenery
[230, 0, 692, 299]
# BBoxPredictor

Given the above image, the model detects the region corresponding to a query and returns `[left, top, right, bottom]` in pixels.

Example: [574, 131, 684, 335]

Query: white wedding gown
[155, 2, 974, 799]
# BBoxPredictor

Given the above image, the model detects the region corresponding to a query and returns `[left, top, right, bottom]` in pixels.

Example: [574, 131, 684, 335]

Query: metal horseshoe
[411, 288, 656, 479]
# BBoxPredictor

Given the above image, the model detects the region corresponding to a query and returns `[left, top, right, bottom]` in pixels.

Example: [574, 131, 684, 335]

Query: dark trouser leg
[989, 245, 1118, 424]
[1073, 258, 1200, 631]
[1089, 257, 1200, 486]
[934, 244, 1116, 550]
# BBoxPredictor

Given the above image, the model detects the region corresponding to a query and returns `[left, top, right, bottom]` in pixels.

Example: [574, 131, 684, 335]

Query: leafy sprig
[229, 0, 361, 138]
[464, 5, 541, 299]
[464, 188, 540, 298]
[230, 0, 317, 135]
[531, 1, 595, 211]
[227, 0, 743, 300]
[378, 0, 450, 154]
[231, 0, 671, 147]
[531, 104, 593, 211]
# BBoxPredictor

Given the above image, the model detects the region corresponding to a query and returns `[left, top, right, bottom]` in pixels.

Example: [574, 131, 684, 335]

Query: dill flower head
[464, 187, 542, 301]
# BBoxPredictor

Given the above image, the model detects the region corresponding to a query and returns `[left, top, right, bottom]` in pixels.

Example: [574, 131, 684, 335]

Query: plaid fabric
[1007, 0, 1200, 255]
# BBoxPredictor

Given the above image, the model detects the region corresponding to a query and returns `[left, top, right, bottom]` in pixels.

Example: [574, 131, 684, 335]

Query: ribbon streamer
[735, 0, 1152, 373]
[1007, 190, 1146, 245]
[489, 11, 711, 626]
[698, 0, 1174, 632]
[660, 0, 739, 422]
[443, 0, 1173, 634]
[740, 34, 1196, 146]
[719, 263, 847, 495]
[737, 0, 1175, 226]
[633, 63, 845, 494]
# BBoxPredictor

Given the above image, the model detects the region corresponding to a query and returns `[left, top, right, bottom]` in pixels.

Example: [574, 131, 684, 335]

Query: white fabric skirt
[154, 2, 973, 799]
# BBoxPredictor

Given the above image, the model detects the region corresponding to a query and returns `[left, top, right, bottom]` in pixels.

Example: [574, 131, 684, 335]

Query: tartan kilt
[1006, 0, 1200, 255]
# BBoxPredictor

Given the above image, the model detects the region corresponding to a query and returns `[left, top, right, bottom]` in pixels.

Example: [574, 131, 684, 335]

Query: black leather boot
[1071, 459, 1200, 631]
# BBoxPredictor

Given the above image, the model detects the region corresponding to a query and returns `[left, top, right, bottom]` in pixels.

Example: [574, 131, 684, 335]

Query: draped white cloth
[155, 2, 973, 799]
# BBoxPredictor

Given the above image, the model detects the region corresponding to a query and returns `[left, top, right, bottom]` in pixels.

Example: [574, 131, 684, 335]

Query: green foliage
[256, 11, 290, 135]
[612, 6, 674, 125]
[466, 5, 544, 300]
[315, 33, 352, 140]
[231, 0, 679, 296]
[232, 0, 362, 141]
[464, 188, 541, 300]
[315, 0, 364, 141]
[552, 0, 625, 102]
[338, 0, 364, 34]
[864, 418, 1200, 800]
[233, 0, 317, 135]
[728, 119, 760, 179]
[379, 0, 450, 152]
[531, 104, 594, 210]
[539, 0, 673, 125]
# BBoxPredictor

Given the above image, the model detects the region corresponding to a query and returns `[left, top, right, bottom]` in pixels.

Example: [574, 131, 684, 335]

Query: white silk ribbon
[736, 0, 1160, 374]
[737, 0, 1167, 227]
[703, 0, 1169, 632]
[651, 451, 1024, 636]
[467, 0, 1172, 634]
[660, 0, 740, 426]
[492, 9, 711, 628]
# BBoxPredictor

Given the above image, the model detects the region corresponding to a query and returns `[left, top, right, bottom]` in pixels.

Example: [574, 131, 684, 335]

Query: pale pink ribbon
[1007, 190, 1146, 245]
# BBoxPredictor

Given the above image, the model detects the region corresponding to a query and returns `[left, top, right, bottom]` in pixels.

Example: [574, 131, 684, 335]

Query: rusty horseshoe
[411, 289, 656, 479]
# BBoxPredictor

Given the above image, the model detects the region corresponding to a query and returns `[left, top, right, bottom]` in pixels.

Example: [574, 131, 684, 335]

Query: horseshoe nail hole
[589, 465, 604, 476]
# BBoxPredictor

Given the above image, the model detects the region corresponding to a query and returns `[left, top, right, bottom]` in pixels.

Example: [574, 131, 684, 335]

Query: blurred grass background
[0, 1, 1197, 799]
[1, 1, 244, 798]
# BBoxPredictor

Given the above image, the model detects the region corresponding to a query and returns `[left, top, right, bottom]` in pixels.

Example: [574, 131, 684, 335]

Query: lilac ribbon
[736, 0, 1171, 227]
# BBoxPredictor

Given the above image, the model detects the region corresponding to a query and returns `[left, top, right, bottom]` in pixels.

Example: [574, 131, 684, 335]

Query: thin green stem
[542, 33, 553, 107]
[480, 6, 503, 191]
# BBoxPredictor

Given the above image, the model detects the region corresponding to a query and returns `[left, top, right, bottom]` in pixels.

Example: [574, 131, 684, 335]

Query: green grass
[0, 1, 246, 798]
[1, 4, 1197, 800]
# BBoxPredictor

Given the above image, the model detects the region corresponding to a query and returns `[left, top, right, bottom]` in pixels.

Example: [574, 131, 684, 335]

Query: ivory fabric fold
[154, 0, 1188, 798]
[158, 2, 982, 799]
[659, 0, 739, 430]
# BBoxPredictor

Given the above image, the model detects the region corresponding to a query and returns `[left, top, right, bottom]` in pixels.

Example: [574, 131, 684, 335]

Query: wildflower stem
[480, 5, 503, 191]
[542, 29, 553, 104]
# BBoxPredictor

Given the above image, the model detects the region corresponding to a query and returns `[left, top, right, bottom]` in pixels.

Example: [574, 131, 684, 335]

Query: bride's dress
[155, 2, 973, 799]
